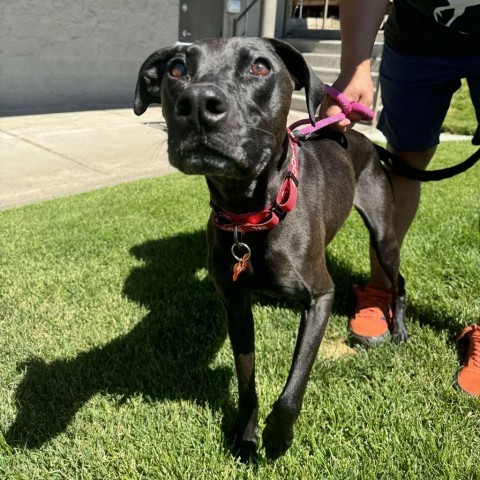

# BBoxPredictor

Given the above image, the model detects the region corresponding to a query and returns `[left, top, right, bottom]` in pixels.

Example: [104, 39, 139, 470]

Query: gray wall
[0, 0, 179, 113]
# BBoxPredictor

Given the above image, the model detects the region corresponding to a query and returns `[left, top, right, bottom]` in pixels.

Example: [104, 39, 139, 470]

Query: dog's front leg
[223, 290, 258, 461]
[392, 274, 408, 343]
[262, 288, 334, 459]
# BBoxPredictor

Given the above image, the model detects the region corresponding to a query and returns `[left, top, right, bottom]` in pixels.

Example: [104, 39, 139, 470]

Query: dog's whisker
[244, 125, 276, 139]
[147, 139, 168, 165]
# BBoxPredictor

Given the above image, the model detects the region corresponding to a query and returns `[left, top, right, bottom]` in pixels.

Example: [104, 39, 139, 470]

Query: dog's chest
[231, 233, 318, 300]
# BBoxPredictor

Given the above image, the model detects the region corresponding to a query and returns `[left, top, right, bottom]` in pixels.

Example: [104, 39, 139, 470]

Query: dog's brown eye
[250, 61, 270, 77]
[170, 62, 187, 78]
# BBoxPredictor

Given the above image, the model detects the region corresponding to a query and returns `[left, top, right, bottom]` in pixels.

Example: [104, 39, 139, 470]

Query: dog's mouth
[172, 145, 237, 176]
[168, 135, 265, 179]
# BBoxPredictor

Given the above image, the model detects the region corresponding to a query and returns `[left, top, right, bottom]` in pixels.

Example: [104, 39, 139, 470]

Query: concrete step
[307, 66, 379, 86]
[285, 37, 384, 57]
[290, 92, 309, 113]
[286, 29, 342, 41]
[285, 38, 342, 54]
[303, 52, 382, 71]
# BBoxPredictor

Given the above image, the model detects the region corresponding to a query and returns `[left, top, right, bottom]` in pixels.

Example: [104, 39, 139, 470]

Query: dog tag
[232, 254, 249, 282]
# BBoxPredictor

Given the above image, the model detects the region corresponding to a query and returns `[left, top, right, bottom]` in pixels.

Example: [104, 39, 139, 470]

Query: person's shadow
[5, 230, 235, 449]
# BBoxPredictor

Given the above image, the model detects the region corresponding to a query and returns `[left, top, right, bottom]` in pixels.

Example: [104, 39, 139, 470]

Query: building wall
[222, 0, 262, 37]
[0, 0, 179, 113]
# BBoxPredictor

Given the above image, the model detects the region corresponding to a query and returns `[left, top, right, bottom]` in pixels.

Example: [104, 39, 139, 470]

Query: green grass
[442, 80, 477, 136]
[0, 141, 479, 478]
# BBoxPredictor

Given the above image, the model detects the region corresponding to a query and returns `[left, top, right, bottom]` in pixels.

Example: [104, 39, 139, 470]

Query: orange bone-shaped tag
[232, 254, 249, 282]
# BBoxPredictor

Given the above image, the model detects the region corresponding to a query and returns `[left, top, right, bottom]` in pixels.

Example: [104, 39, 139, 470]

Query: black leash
[374, 144, 480, 182]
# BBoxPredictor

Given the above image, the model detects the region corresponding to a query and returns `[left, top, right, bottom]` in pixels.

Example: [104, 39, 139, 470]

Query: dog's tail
[374, 144, 480, 182]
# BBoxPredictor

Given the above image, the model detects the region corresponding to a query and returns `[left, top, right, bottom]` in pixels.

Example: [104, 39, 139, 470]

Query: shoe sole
[453, 370, 479, 398]
[349, 329, 390, 347]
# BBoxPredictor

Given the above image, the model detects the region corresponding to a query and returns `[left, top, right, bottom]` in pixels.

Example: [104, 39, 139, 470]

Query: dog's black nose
[175, 85, 228, 128]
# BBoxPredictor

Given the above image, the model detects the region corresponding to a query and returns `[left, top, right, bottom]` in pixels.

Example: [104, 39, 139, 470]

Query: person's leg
[368, 146, 436, 288]
[349, 45, 461, 345]
[454, 66, 480, 396]
[370, 56, 480, 287]
[466, 72, 480, 145]
[349, 146, 436, 345]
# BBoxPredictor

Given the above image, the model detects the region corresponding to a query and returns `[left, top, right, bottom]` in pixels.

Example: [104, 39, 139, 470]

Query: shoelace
[354, 285, 392, 318]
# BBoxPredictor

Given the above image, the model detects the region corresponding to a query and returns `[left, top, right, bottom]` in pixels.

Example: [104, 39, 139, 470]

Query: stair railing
[233, 0, 261, 36]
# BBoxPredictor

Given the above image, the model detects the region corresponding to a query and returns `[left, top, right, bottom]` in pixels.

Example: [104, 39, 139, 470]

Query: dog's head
[134, 37, 325, 180]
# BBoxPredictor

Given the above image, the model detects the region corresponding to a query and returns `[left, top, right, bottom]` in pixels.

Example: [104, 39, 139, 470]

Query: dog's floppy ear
[134, 45, 186, 116]
[266, 38, 326, 125]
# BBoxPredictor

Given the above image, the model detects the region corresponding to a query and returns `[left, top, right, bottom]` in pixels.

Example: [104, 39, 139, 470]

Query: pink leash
[288, 85, 374, 138]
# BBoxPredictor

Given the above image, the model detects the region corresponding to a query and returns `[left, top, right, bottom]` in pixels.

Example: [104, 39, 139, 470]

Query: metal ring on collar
[231, 242, 251, 261]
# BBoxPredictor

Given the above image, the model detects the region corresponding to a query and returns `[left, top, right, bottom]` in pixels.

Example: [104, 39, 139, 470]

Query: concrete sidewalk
[0, 108, 176, 211]
[0, 107, 471, 211]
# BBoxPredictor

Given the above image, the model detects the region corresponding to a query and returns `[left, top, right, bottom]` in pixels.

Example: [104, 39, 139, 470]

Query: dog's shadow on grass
[5, 228, 417, 451]
[5, 230, 236, 449]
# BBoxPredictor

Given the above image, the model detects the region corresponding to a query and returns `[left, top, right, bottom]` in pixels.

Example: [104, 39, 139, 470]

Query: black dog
[134, 37, 408, 460]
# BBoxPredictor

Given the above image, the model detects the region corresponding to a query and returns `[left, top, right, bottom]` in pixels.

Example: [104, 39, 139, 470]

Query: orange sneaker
[455, 324, 480, 397]
[349, 283, 393, 347]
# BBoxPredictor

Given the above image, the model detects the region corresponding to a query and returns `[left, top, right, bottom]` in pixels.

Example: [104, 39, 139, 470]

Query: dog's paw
[262, 410, 294, 460]
[233, 438, 258, 463]
[392, 327, 408, 344]
[231, 422, 258, 463]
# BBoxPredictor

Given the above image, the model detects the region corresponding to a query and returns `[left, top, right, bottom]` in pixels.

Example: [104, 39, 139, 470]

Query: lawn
[443, 80, 477, 136]
[0, 141, 479, 479]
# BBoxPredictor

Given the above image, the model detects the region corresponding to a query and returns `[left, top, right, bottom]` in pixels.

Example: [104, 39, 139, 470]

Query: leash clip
[231, 226, 251, 282]
[291, 129, 310, 142]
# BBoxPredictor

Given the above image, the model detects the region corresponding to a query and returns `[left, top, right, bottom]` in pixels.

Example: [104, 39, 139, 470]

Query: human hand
[319, 69, 375, 132]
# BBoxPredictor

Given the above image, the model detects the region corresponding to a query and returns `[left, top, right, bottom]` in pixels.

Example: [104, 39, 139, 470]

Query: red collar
[211, 130, 299, 234]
